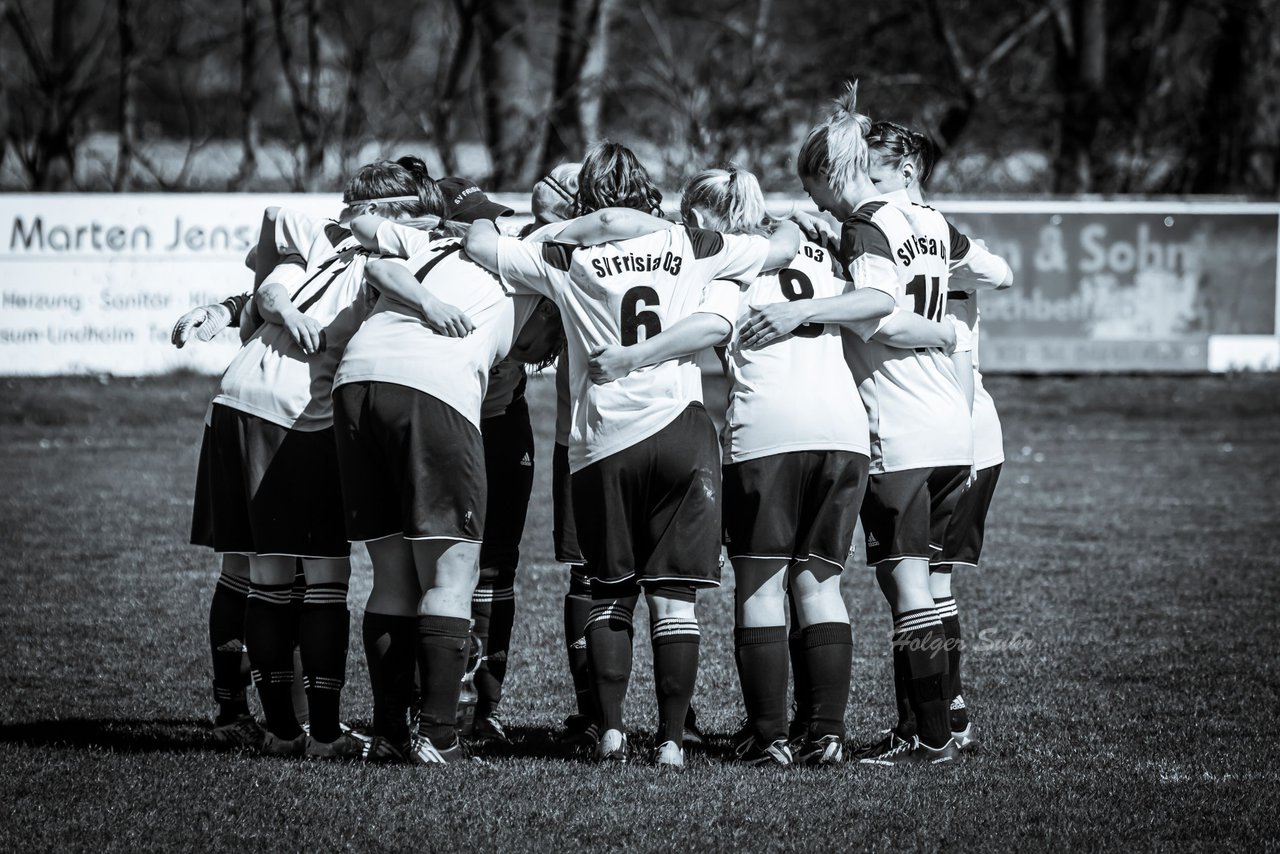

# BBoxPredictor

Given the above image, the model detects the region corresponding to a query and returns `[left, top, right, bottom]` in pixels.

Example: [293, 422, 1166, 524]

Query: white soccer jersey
[214, 209, 374, 431]
[724, 240, 868, 463]
[947, 290, 1004, 469]
[494, 225, 770, 472]
[334, 222, 539, 428]
[840, 190, 973, 473]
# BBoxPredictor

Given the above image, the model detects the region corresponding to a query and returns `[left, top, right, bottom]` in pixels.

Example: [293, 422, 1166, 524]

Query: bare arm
[256, 276, 324, 355]
[554, 208, 674, 246]
[462, 218, 502, 272]
[364, 258, 475, 337]
[349, 214, 385, 252]
[588, 313, 732, 384]
[763, 220, 803, 271]
[739, 287, 895, 349]
[871, 310, 957, 351]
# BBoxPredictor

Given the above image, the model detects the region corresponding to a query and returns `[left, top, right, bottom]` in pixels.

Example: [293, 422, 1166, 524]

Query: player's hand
[587, 345, 637, 384]
[284, 312, 325, 355]
[942, 316, 960, 355]
[790, 211, 839, 252]
[740, 303, 810, 349]
[171, 304, 232, 348]
[420, 293, 475, 338]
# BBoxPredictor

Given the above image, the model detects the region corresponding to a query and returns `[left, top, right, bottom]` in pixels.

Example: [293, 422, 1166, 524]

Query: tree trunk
[474, 0, 541, 188]
[113, 0, 136, 190]
[1190, 0, 1251, 193]
[1052, 0, 1106, 193]
[578, 0, 614, 144]
[231, 0, 261, 190]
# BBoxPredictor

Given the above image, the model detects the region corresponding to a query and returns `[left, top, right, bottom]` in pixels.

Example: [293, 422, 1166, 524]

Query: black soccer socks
[585, 599, 638, 732]
[652, 617, 702, 746]
[299, 582, 349, 743]
[245, 581, 302, 739]
[362, 611, 418, 746]
[416, 614, 472, 745]
[734, 625, 789, 743]
[801, 622, 854, 741]
[209, 567, 251, 721]
[893, 607, 951, 748]
[472, 567, 516, 720]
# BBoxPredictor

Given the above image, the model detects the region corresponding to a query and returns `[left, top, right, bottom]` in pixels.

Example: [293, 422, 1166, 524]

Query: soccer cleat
[211, 714, 261, 749]
[305, 731, 366, 761]
[682, 706, 705, 748]
[556, 715, 600, 750]
[595, 728, 628, 763]
[734, 733, 793, 767]
[794, 734, 844, 766]
[859, 736, 961, 766]
[951, 722, 978, 752]
[472, 715, 511, 746]
[653, 740, 685, 771]
[850, 729, 901, 760]
[408, 733, 467, 765]
[259, 730, 307, 758]
[363, 735, 410, 764]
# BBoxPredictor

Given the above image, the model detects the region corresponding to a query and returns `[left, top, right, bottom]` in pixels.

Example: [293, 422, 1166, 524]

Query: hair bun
[395, 155, 431, 184]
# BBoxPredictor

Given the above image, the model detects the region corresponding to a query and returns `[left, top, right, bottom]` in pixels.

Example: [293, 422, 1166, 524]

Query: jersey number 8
[779, 269, 822, 339]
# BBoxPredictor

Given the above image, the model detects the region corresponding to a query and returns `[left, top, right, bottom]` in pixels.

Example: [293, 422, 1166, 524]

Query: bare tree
[230, 0, 262, 189]
[1049, 0, 1107, 193]
[538, 0, 615, 175]
[270, 0, 325, 189]
[473, 0, 542, 188]
[112, 0, 137, 190]
[923, 0, 1053, 153]
[3, 0, 112, 189]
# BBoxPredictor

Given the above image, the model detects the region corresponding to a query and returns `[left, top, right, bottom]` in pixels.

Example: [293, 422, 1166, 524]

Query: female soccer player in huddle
[191, 159, 441, 759]
[678, 167, 877, 767]
[742, 84, 1010, 765]
[463, 141, 802, 769]
[866, 121, 1009, 751]
[333, 188, 561, 763]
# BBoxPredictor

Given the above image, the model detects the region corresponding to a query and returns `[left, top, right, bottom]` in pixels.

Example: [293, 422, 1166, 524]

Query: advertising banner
[1, 195, 1277, 375]
[939, 202, 1280, 372]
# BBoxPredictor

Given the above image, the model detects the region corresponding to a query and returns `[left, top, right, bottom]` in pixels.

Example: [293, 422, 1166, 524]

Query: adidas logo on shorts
[520, 453, 532, 467]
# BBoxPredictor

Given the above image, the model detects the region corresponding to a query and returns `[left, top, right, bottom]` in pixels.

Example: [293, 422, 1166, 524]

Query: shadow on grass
[478, 724, 737, 763]
[0, 718, 229, 754]
[0, 719, 743, 763]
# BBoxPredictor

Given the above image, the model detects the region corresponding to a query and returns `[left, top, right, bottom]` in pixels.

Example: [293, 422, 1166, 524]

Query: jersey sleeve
[947, 221, 972, 261]
[686, 228, 770, 284]
[494, 234, 569, 297]
[840, 218, 899, 300]
[692, 279, 741, 327]
[373, 220, 435, 259]
[950, 234, 1012, 290]
[272, 208, 326, 259]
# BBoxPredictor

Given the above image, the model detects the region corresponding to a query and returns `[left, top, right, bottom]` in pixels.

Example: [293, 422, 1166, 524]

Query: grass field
[1, 372, 1278, 852]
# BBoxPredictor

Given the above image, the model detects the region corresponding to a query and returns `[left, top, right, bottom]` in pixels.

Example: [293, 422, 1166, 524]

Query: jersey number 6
[621, 286, 662, 346]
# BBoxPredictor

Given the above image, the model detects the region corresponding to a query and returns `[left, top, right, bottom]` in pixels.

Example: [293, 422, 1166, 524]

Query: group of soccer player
[171, 81, 1012, 769]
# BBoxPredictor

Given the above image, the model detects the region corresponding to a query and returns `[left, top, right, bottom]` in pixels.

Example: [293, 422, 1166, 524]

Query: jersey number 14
[906, 275, 945, 321]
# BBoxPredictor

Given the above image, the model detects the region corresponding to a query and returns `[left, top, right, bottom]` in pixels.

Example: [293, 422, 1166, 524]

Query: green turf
[1, 373, 1278, 851]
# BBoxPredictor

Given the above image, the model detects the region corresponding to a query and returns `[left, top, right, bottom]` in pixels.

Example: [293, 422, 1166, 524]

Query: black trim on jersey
[838, 206, 894, 278]
[948, 291, 970, 301]
[948, 221, 971, 261]
[324, 222, 354, 246]
[542, 241, 578, 272]
[414, 242, 464, 282]
[296, 248, 370, 314]
[287, 252, 345, 306]
[686, 226, 725, 260]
